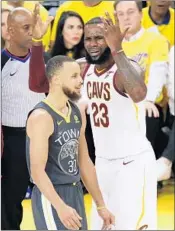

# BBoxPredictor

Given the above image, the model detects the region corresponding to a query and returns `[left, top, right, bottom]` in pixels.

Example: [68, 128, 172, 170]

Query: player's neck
[46, 91, 68, 113]
[8, 43, 29, 57]
[95, 56, 114, 72]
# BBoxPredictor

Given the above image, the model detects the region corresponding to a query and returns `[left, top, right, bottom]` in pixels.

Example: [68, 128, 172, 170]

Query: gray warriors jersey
[26, 100, 82, 185]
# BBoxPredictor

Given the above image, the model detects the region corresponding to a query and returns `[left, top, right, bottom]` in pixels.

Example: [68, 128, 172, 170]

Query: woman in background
[48, 11, 84, 61]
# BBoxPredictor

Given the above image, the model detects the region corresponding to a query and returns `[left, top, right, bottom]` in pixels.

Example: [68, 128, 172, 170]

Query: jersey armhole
[113, 70, 128, 98]
[26, 106, 55, 137]
[82, 63, 90, 80]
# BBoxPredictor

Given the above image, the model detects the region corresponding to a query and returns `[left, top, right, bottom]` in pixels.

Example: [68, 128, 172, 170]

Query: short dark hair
[46, 55, 75, 80]
[85, 17, 103, 26]
[114, 0, 142, 12]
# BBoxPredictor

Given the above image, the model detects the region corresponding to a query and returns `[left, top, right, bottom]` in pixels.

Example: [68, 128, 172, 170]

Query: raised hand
[99, 11, 129, 51]
[32, 3, 54, 40]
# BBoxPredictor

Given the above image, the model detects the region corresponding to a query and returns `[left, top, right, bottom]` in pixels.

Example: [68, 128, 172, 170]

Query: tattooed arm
[101, 12, 147, 103]
[112, 52, 147, 102]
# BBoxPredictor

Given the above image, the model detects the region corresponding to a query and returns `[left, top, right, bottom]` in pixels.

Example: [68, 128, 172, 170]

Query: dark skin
[150, 0, 171, 24]
[7, 8, 33, 56]
[83, 12, 147, 103]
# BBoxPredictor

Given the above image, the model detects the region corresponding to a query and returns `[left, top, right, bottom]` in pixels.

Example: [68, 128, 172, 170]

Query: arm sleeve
[29, 45, 49, 93]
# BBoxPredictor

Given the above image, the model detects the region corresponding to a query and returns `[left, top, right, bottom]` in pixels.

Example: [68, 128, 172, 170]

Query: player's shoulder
[28, 108, 51, 120]
[27, 108, 54, 136]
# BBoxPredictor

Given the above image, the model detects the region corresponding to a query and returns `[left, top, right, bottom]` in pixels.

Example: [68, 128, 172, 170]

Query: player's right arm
[27, 109, 82, 230]
[29, 4, 52, 93]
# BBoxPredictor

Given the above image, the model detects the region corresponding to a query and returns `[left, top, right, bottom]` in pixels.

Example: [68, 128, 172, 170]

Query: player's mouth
[89, 50, 100, 56]
[75, 86, 82, 92]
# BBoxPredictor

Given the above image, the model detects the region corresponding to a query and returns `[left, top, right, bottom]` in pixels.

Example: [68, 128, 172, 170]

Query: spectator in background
[1, 6, 52, 229]
[114, 0, 169, 161]
[142, 0, 174, 47]
[50, 0, 115, 48]
[1, 6, 13, 49]
[47, 11, 84, 62]
[157, 46, 175, 181]
[2, 0, 51, 51]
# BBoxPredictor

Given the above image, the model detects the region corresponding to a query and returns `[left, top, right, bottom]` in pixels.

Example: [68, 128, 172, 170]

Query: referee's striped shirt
[1, 49, 45, 127]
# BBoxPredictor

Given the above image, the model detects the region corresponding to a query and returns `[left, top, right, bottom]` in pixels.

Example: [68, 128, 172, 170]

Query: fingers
[121, 27, 130, 39]
[114, 11, 119, 27]
[68, 210, 82, 230]
[74, 210, 82, 221]
[73, 210, 82, 227]
[146, 104, 159, 118]
[33, 3, 40, 27]
[33, 3, 40, 17]
[111, 214, 115, 226]
[102, 217, 111, 230]
[46, 16, 54, 26]
[105, 11, 113, 26]
[152, 107, 159, 118]
[67, 218, 80, 230]
[64, 213, 82, 230]
[147, 107, 153, 117]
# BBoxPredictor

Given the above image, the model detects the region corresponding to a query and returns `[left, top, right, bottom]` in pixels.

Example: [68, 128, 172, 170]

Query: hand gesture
[57, 203, 82, 230]
[99, 11, 129, 51]
[144, 101, 159, 118]
[97, 207, 115, 230]
[32, 3, 54, 40]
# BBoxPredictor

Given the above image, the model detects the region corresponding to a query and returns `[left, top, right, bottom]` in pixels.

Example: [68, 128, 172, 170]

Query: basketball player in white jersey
[78, 13, 157, 230]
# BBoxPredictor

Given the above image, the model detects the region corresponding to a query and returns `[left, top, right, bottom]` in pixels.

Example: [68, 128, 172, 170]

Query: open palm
[33, 3, 54, 40]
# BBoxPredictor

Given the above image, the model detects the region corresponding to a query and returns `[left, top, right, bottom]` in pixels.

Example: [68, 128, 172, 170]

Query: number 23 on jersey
[91, 102, 109, 127]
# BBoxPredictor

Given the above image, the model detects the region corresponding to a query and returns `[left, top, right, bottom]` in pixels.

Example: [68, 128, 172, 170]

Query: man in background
[2, 1, 51, 51]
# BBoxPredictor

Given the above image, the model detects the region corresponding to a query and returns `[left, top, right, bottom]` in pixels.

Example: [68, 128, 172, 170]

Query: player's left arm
[78, 103, 105, 207]
[77, 103, 115, 229]
[100, 12, 147, 103]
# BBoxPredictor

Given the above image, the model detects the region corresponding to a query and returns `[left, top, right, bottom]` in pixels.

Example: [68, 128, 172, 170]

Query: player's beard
[63, 86, 81, 102]
[85, 47, 111, 65]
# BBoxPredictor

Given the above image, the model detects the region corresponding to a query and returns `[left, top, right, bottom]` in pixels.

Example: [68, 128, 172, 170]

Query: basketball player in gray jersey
[26, 55, 115, 230]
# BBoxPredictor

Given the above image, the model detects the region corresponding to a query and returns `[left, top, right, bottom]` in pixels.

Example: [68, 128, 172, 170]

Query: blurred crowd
[1, 0, 174, 230]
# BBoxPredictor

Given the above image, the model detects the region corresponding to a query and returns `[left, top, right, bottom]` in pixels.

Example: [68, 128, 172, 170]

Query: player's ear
[52, 75, 61, 86]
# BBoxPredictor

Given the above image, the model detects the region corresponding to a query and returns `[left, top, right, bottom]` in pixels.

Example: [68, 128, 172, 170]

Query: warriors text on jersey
[82, 64, 152, 159]
[26, 100, 82, 185]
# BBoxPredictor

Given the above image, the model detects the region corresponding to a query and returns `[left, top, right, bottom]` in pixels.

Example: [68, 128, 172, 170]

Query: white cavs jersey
[82, 63, 152, 159]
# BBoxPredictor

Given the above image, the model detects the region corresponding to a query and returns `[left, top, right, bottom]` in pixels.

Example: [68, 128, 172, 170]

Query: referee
[1, 8, 45, 229]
